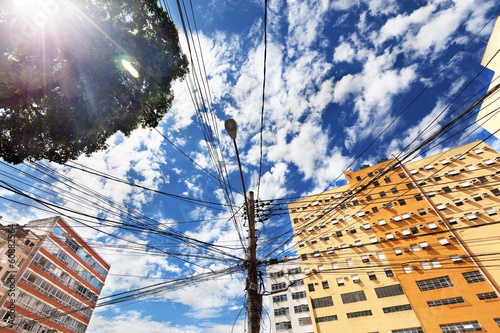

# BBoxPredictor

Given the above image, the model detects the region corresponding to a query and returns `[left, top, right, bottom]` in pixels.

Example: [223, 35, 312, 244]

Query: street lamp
[224, 118, 261, 333]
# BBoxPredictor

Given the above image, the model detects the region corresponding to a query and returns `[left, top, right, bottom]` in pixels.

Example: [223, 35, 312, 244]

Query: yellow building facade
[288, 141, 500, 333]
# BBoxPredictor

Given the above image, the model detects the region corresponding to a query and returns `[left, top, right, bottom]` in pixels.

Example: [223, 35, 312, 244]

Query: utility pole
[224, 119, 262, 333]
[247, 191, 261, 333]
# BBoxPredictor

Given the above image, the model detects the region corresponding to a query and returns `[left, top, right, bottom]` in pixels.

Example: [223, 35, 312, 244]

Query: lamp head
[225, 119, 237, 139]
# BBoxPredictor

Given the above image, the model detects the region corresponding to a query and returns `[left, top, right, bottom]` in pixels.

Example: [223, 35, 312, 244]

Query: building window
[301, 254, 307, 261]
[495, 318, 500, 328]
[275, 322, 292, 330]
[322, 281, 329, 289]
[355, 240, 362, 247]
[346, 259, 354, 267]
[298, 317, 312, 326]
[410, 227, 419, 234]
[341, 290, 367, 304]
[291, 280, 304, 286]
[477, 292, 498, 300]
[463, 271, 485, 284]
[337, 231, 343, 237]
[356, 176, 362, 181]
[380, 191, 387, 198]
[385, 269, 394, 277]
[416, 276, 454, 291]
[332, 262, 339, 270]
[485, 207, 497, 216]
[491, 188, 500, 196]
[398, 199, 407, 206]
[372, 206, 379, 213]
[375, 284, 405, 298]
[438, 237, 450, 246]
[407, 183, 415, 189]
[402, 229, 411, 236]
[402, 265, 412, 274]
[316, 315, 338, 323]
[294, 304, 309, 313]
[439, 321, 482, 332]
[341, 243, 348, 251]
[442, 186, 452, 193]
[391, 188, 399, 194]
[431, 259, 442, 268]
[472, 194, 482, 202]
[399, 173, 406, 178]
[352, 274, 360, 283]
[370, 237, 378, 244]
[410, 244, 420, 252]
[427, 297, 465, 307]
[383, 304, 412, 314]
[392, 328, 424, 333]
[414, 194, 423, 201]
[292, 291, 307, 300]
[465, 164, 476, 171]
[274, 308, 289, 316]
[366, 195, 373, 201]
[361, 255, 369, 263]
[428, 222, 438, 229]
[417, 209, 426, 216]
[337, 278, 344, 286]
[311, 296, 334, 309]
[394, 248, 403, 256]
[384, 177, 392, 183]
[271, 282, 286, 291]
[272, 294, 287, 303]
[421, 262, 432, 270]
[386, 232, 395, 240]
[308, 283, 315, 292]
[373, 181, 380, 187]
[368, 272, 377, 280]
[453, 199, 464, 206]
[377, 251, 386, 260]
[347, 310, 373, 319]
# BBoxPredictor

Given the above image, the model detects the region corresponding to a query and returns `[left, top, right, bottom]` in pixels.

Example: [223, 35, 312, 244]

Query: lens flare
[121, 59, 139, 78]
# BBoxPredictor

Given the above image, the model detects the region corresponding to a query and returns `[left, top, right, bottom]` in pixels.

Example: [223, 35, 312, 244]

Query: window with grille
[311, 296, 333, 309]
[274, 308, 289, 316]
[316, 315, 338, 323]
[322, 281, 329, 289]
[288, 267, 301, 274]
[294, 304, 309, 313]
[391, 328, 424, 333]
[375, 284, 405, 298]
[308, 283, 315, 292]
[440, 321, 482, 332]
[385, 269, 394, 277]
[463, 271, 485, 284]
[416, 276, 454, 291]
[427, 296, 465, 307]
[477, 292, 498, 300]
[271, 282, 286, 291]
[383, 304, 412, 313]
[341, 290, 367, 304]
[292, 291, 306, 300]
[298, 317, 312, 326]
[347, 310, 372, 319]
[272, 294, 287, 302]
[275, 322, 292, 330]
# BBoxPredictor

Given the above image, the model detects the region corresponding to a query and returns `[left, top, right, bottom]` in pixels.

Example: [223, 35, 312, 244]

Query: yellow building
[288, 141, 500, 333]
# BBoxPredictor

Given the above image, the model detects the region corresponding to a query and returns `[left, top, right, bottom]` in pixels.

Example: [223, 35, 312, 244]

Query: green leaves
[0, 0, 188, 164]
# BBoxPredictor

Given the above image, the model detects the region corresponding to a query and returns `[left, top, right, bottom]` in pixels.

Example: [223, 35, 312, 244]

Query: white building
[267, 259, 314, 333]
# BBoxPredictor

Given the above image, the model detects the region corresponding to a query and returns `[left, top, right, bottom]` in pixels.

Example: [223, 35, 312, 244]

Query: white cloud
[88, 310, 245, 333]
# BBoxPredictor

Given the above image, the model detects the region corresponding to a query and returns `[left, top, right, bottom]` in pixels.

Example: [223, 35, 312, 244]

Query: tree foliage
[0, 0, 188, 164]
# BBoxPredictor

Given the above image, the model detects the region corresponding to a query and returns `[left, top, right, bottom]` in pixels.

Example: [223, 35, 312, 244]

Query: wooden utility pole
[247, 191, 261, 333]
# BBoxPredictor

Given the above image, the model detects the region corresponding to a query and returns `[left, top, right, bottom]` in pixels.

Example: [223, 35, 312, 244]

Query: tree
[0, 0, 188, 164]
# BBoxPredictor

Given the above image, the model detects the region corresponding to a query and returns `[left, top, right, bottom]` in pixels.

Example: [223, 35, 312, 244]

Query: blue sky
[1, 0, 500, 332]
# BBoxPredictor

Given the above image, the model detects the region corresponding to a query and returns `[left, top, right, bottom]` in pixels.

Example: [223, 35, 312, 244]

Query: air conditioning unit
[412, 265, 418, 269]
[477, 163, 483, 166]
[312, 269, 317, 273]
[344, 276, 349, 280]
[474, 212, 480, 215]
[389, 218, 393, 221]
[379, 237, 384, 240]
[459, 217, 465, 220]
[427, 208, 432, 211]
[445, 203, 450, 206]
[447, 235, 455, 239]
[403, 248, 409, 252]
[372, 222, 377, 225]
[410, 212, 415, 215]
[463, 198, 469, 201]
[443, 172, 449, 176]
[394, 231, 399, 234]
[418, 224, 425, 228]
[483, 193, 489, 197]
[449, 157, 455, 161]
[437, 190, 443, 193]
[369, 254, 373, 257]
